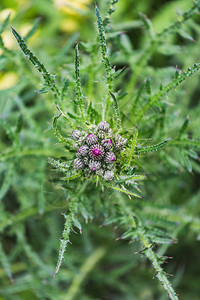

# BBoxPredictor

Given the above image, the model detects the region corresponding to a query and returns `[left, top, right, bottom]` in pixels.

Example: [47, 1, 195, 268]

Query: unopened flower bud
[115, 134, 127, 146]
[104, 152, 116, 163]
[86, 133, 98, 145]
[72, 130, 82, 140]
[98, 121, 110, 132]
[73, 158, 85, 169]
[115, 142, 127, 152]
[104, 170, 114, 181]
[114, 134, 127, 152]
[77, 145, 89, 156]
[97, 130, 106, 139]
[89, 160, 101, 171]
[101, 139, 113, 150]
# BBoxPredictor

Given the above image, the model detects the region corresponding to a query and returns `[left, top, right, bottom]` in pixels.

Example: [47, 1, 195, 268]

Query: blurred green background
[0, 0, 200, 299]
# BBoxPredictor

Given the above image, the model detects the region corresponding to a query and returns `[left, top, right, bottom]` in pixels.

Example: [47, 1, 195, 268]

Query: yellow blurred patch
[0, 9, 17, 49]
[0, 8, 16, 21]
[54, 0, 90, 16]
[0, 72, 18, 90]
[54, 0, 91, 32]
[1, 30, 17, 50]
[60, 18, 79, 33]
[19, 23, 33, 37]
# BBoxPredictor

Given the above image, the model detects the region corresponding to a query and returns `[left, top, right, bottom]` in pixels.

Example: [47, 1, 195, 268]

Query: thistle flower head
[103, 170, 114, 181]
[114, 134, 127, 151]
[104, 152, 116, 163]
[86, 133, 98, 145]
[89, 160, 101, 171]
[89, 144, 105, 160]
[72, 129, 82, 141]
[98, 121, 110, 132]
[71, 121, 127, 180]
[78, 145, 89, 156]
[101, 138, 113, 150]
[73, 158, 85, 169]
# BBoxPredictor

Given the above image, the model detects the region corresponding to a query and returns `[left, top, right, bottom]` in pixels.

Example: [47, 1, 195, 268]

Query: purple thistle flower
[77, 145, 89, 156]
[86, 133, 98, 146]
[104, 152, 116, 163]
[89, 160, 101, 171]
[89, 144, 105, 160]
[101, 138, 113, 150]
[98, 121, 110, 132]
[103, 170, 114, 181]
[73, 158, 85, 169]
[72, 130, 82, 141]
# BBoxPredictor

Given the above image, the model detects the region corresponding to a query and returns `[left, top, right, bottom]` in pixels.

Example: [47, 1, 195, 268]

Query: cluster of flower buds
[71, 121, 127, 181]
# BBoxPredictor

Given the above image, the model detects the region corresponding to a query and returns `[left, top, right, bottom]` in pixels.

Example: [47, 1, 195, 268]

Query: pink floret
[92, 148, 101, 156]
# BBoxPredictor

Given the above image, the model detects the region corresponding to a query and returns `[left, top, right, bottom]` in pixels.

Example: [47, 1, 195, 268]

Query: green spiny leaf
[135, 138, 171, 155]
[11, 27, 60, 102]
[115, 174, 146, 184]
[47, 157, 70, 171]
[75, 43, 85, 120]
[135, 64, 200, 122]
[110, 92, 121, 128]
[95, 4, 112, 87]
[145, 248, 178, 300]
[54, 198, 78, 277]
[103, 0, 118, 29]
[60, 172, 82, 181]
[105, 183, 141, 198]
[52, 114, 71, 145]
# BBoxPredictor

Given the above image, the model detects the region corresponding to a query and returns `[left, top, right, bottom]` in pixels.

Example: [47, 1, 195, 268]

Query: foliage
[1, 0, 200, 299]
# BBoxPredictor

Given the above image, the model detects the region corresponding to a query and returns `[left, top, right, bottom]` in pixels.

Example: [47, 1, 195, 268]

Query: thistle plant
[1, 0, 200, 299]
